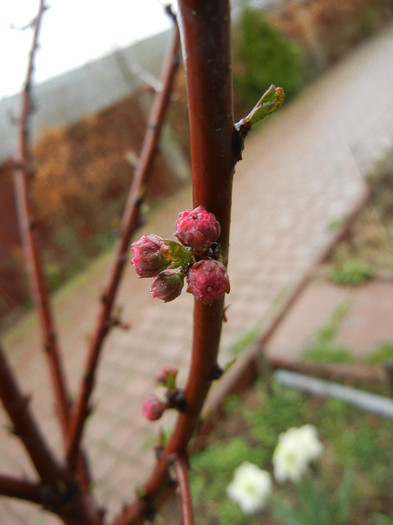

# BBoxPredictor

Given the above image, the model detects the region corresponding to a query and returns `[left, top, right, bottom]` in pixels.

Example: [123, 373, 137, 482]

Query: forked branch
[0, 343, 66, 485]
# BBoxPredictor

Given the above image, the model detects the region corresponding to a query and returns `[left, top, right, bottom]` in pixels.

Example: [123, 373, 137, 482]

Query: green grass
[229, 325, 259, 357]
[330, 258, 372, 286]
[365, 341, 393, 365]
[303, 300, 354, 364]
[304, 342, 353, 364]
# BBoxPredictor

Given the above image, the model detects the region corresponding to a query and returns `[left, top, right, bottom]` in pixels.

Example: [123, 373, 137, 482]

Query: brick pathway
[1, 24, 393, 524]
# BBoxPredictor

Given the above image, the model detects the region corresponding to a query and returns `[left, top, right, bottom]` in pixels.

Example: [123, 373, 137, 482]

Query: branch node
[144, 505, 157, 522]
[166, 388, 187, 412]
[210, 364, 223, 380]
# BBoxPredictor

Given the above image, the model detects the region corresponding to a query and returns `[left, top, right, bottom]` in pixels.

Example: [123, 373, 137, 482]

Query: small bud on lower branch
[156, 365, 178, 390]
[143, 395, 166, 421]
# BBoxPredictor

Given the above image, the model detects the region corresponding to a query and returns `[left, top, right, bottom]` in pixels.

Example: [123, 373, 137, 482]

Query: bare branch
[0, 473, 43, 505]
[12, 0, 71, 441]
[0, 344, 105, 523]
[0, 343, 66, 485]
[66, 22, 181, 471]
[172, 455, 194, 525]
[111, 1, 237, 522]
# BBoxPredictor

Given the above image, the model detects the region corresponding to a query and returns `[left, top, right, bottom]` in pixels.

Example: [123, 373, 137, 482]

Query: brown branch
[172, 455, 194, 525]
[12, 0, 70, 441]
[0, 343, 104, 524]
[66, 22, 181, 471]
[0, 473, 43, 505]
[111, 2, 237, 523]
[0, 343, 66, 485]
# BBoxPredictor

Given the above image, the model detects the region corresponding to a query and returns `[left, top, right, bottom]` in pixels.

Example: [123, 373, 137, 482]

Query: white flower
[273, 424, 324, 483]
[227, 461, 272, 514]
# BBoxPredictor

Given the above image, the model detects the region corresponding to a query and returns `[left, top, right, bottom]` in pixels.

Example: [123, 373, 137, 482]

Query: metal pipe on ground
[274, 369, 393, 420]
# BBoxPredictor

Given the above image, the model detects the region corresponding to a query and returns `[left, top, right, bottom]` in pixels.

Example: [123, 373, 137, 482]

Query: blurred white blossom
[227, 461, 272, 514]
[273, 424, 324, 483]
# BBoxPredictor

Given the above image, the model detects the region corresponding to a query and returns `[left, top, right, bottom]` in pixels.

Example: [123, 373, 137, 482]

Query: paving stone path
[1, 24, 393, 524]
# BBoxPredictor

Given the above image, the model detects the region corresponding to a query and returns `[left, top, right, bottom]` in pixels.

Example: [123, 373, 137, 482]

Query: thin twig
[66, 22, 181, 471]
[0, 473, 43, 505]
[12, 0, 71, 440]
[173, 455, 194, 525]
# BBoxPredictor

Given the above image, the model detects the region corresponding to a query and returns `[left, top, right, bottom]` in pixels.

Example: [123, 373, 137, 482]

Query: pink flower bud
[131, 234, 170, 277]
[175, 206, 220, 253]
[143, 395, 166, 421]
[187, 260, 230, 302]
[151, 269, 185, 302]
[156, 365, 178, 389]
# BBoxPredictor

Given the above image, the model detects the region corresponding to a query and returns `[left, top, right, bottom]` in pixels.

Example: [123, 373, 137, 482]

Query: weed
[330, 258, 372, 286]
[229, 325, 259, 357]
[303, 301, 353, 364]
[304, 342, 353, 363]
[328, 216, 346, 231]
[365, 341, 393, 366]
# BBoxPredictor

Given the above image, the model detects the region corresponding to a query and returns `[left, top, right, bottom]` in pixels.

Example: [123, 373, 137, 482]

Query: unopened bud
[187, 260, 230, 303]
[175, 206, 220, 253]
[143, 395, 166, 421]
[156, 365, 178, 389]
[131, 234, 170, 277]
[151, 269, 185, 302]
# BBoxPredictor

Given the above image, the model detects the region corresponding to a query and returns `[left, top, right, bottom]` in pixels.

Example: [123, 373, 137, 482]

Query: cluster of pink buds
[130, 206, 230, 303]
[143, 365, 183, 422]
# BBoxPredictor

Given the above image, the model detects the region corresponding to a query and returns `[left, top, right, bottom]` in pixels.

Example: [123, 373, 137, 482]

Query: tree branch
[12, 0, 71, 441]
[172, 455, 194, 525]
[0, 343, 66, 485]
[66, 22, 181, 471]
[0, 473, 43, 505]
[0, 342, 104, 524]
[111, 2, 237, 522]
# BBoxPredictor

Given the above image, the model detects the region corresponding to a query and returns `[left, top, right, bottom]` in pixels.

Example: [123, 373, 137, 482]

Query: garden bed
[159, 150, 393, 524]
[186, 382, 393, 525]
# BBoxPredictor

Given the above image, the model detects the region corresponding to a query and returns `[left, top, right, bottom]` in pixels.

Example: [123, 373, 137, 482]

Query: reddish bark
[0, 343, 103, 524]
[0, 474, 43, 505]
[173, 455, 194, 525]
[12, 0, 71, 440]
[0, 343, 65, 485]
[66, 22, 181, 471]
[111, 2, 238, 523]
